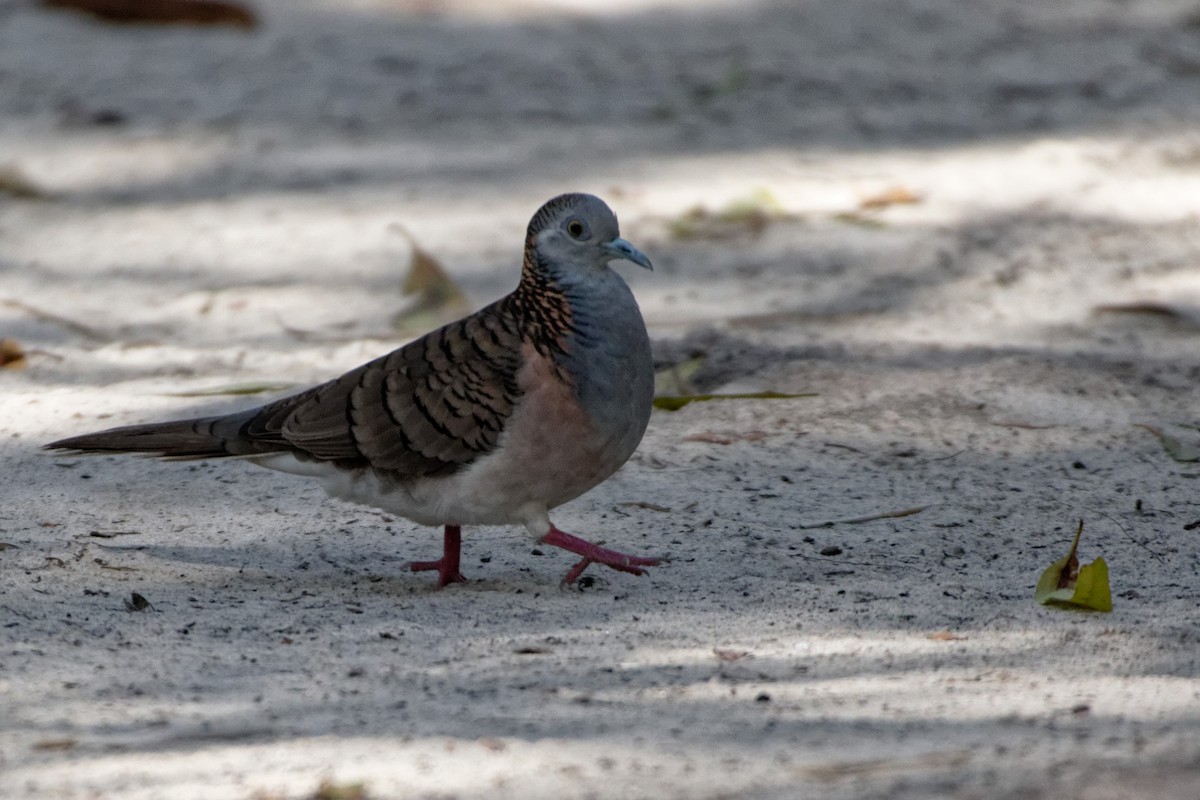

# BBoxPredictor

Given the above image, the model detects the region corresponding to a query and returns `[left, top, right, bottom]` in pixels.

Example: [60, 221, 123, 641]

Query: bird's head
[526, 193, 653, 276]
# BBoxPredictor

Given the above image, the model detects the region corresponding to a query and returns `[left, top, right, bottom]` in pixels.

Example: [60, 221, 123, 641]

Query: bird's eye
[566, 219, 587, 239]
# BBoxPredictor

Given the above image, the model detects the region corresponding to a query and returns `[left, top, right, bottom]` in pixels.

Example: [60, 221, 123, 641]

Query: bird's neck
[507, 246, 576, 358]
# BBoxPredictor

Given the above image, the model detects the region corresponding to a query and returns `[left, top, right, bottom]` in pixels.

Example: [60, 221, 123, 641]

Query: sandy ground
[4, 0, 1200, 797]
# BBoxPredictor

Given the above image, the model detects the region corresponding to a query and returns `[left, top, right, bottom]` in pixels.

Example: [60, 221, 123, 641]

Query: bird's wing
[266, 301, 525, 477]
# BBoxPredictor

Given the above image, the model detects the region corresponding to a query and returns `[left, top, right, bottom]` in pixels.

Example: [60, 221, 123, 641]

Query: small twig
[1, 298, 110, 341]
[1085, 507, 1167, 566]
[86, 530, 142, 539]
[614, 501, 672, 513]
[798, 505, 929, 530]
[918, 450, 965, 465]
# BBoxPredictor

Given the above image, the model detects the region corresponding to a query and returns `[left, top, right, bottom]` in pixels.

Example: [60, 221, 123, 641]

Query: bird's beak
[603, 237, 653, 271]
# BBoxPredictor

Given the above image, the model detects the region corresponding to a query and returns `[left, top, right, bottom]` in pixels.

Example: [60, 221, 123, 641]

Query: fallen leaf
[124, 592, 151, 612]
[0, 338, 26, 369]
[667, 189, 800, 240]
[1094, 302, 1200, 329]
[859, 186, 922, 210]
[713, 648, 753, 662]
[654, 391, 816, 412]
[390, 225, 469, 333]
[832, 212, 887, 229]
[927, 631, 967, 641]
[41, 0, 258, 28]
[653, 356, 705, 397]
[1136, 423, 1200, 462]
[33, 738, 77, 751]
[309, 779, 369, 800]
[1034, 520, 1113, 612]
[165, 381, 298, 397]
[0, 542, 16, 551]
[0, 165, 49, 199]
[685, 432, 734, 445]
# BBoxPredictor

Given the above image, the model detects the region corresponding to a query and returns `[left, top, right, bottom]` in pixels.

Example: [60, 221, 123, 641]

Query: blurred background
[4, 0, 1200, 370]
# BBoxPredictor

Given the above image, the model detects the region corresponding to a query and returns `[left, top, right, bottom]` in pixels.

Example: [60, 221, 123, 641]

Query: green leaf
[653, 356, 706, 397]
[1136, 423, 1200, 462]
[1034, 520, 1113, 612]
[652, 391, 817, 412]
[165, 381, 298, 397]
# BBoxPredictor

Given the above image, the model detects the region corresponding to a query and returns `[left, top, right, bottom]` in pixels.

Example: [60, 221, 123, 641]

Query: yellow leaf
[1034, 520, 1113, 612]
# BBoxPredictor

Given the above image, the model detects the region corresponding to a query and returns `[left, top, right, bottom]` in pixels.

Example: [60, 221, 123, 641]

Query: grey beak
[603, 237, 653, 270]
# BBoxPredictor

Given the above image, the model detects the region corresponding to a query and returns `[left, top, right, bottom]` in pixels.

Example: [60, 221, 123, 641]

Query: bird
[46, 193, 661, 589]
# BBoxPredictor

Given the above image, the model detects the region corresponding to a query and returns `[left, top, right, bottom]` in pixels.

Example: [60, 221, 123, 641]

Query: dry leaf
[124, 592, 151, 612]
[33, 738, 77, 751]
[0, 338, 27, 369]
[1094, 302, 1200, 329]
[927, 631, 967, 642]
[390, 225, 469, 332]
[0, 165, 49, 199]
[713, 648, 753, 662]
[859, 186, 922, 210]
[41, 0, 258, 28]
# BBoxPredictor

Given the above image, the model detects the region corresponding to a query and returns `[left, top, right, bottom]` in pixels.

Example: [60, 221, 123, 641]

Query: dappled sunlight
[5, 1, 1200, 798]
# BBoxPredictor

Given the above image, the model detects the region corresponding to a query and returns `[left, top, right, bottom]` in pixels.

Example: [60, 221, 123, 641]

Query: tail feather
[44, 408, 281, 460]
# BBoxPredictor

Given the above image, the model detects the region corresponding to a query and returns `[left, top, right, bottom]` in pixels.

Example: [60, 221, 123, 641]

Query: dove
[46, 193, 661, 588]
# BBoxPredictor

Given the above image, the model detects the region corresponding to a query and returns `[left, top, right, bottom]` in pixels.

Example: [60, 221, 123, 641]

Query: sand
[2, 1, 1200, 797]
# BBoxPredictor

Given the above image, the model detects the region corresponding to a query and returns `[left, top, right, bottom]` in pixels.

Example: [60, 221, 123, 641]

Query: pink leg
[408, 525, 467, 588]
[540, 526, 661, 585]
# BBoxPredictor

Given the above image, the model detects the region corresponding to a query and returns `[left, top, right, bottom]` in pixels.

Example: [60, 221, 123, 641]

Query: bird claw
[406, 524, 466, 589]
[406, 558, 467, 589]
[542, 526, 662, 585]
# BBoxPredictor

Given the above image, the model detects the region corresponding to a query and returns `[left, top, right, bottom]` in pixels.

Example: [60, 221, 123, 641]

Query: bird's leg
[408, 524, 467, 588]
[540, 525, 661, 585]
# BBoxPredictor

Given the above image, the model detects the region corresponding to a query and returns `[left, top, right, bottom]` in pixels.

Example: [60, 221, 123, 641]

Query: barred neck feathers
[506, 242, 576, 361]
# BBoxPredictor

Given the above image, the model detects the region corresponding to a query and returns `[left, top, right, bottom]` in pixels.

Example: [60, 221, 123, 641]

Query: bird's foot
[408, 557, 467, 588]
[540, 526, 661, 585]
[406, 525, 467, 588]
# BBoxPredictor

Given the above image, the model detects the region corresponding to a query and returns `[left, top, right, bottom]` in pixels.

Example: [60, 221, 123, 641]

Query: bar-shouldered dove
[46, 193, 660, 588]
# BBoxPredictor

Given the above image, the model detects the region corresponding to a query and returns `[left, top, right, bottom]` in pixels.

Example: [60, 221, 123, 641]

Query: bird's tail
[44, 409, 272, 460]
